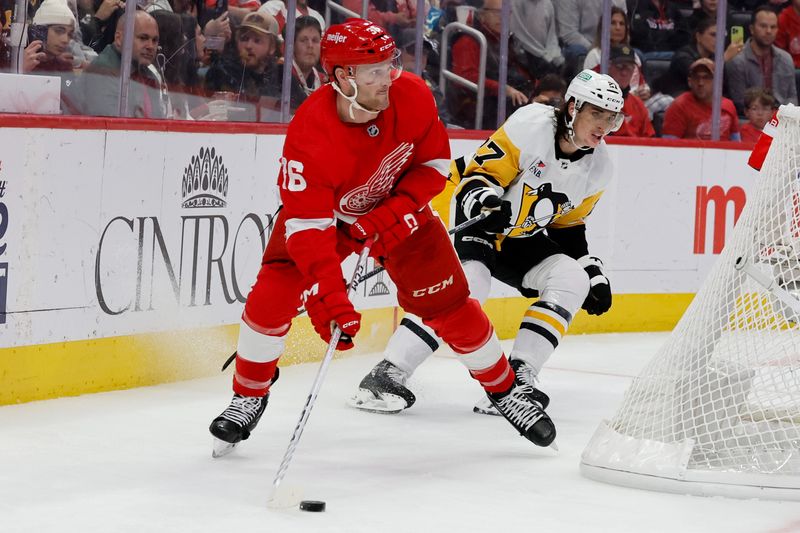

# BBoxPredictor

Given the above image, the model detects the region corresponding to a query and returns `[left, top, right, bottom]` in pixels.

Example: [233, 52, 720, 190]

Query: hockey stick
[735, 255, 800, 316]
[220, 211, 495, 372]
[266, 238, 375, 509]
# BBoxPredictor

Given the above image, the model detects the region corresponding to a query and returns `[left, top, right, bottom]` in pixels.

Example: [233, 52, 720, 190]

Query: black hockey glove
[457, 181, 512, 234]
[578, 255, 612, 316]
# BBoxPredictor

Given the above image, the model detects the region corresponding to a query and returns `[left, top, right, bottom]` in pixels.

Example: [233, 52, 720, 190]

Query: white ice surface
[3, 333, 800, 533]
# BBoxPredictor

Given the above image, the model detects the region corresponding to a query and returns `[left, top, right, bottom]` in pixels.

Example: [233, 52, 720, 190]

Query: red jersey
[278, 72, 451, 282]
[661, 92, 740, 141]
[611, 92, 655, 138]
[740, 122, 763, 144]
[776, 5, 800, 68]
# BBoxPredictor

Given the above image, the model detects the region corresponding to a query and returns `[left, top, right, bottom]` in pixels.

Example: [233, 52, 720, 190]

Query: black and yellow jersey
[432, 103, 613, 238]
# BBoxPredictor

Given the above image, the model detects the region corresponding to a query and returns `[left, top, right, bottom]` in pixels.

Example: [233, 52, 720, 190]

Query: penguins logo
[508, 183, 571, 238]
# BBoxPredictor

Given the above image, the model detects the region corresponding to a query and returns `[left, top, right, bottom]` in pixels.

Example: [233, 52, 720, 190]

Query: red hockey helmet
[321, 19, 397, 79]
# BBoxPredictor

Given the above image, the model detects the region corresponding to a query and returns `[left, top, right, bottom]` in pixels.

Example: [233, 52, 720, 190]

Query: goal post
[581, 104, 800, 501]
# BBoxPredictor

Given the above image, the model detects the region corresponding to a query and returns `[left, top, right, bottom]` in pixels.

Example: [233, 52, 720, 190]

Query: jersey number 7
[473, 140, 506, 166]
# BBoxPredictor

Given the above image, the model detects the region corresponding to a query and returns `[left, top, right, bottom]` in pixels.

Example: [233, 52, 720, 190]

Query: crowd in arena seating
[0, 0, 798, 140]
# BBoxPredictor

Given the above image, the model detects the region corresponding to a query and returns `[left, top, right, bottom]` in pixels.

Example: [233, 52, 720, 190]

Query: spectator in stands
[204, 11, 282, 121]
[21, 0, 83, 112]
[658, 16, 743, 96]
[740, 87, 777, 142]
[775, 0, 800, 67]
[554, 0, 627, 76]
[510, 0, 563, 78]
[531, 72, 566, 107]
[448, 0, 534, 129]
[629, 0, 690, 58]
[342, 0, 415, 34]
[285, 15, 325, 113]
[662, 58, 741, 140]
[70, 10, 168, 117]
[687, 0, 732, 33]
[607, 45, 655, 137]
[260, 0, 324, 32]
[725, 5, 798, 114]
[24, 0, 78, 74]
[396, 27, 453, 125]
[79, 0, 125, 53]
[150, 10, 206, 118]
[61, 0, 98, 66]
[584, 6, 650, 100]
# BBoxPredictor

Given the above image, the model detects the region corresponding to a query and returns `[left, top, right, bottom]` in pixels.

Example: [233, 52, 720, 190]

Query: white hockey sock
[513, 299, 574, 372]
[384, 261, 491, 376]
[384, 315, 440, 375]
[237, 318, 285, 363]
[513, 254, 587, 375]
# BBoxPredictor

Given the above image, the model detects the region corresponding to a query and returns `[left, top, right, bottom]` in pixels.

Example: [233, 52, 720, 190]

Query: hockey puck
[299, 500, 326, 512]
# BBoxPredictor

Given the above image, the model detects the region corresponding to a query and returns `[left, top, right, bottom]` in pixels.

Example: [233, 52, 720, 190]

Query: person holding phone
[725, 5, 798, 115]
[21, 0, 85, 113]
[23, 0, 79, 73]
[657, 17, 743, 97]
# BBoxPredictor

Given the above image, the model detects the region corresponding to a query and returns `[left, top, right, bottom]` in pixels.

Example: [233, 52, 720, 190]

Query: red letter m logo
[693, 186, 746, 255]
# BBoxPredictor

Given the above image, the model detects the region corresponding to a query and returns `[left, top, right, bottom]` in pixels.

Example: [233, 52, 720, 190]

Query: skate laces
[378, 361, 409, 386]
[221, 394, 264, 427]
[495, 384, 545, 429]
[511, 360, 539, 388]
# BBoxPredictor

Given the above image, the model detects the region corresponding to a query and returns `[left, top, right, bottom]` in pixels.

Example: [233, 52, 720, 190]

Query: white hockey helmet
[566, 69, 625, 114]
[564, 70, 625, 145]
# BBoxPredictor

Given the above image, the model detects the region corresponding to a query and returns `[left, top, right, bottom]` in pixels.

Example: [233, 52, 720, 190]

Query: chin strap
[565, 101, 592, 151]
[332, 78, 381, 120]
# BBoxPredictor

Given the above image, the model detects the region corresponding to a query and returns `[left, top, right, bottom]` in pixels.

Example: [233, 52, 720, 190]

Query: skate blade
[472, 397, 502, 417]
[212, 437, 238, 458]
[549, 441, 559, 452]
[346, 388, 406, 414]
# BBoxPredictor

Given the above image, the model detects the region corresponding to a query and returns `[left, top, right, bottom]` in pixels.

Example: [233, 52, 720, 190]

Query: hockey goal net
[581, 104, 800, 500]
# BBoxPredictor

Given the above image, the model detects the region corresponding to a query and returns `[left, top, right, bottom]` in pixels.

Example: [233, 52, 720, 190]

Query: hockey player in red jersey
[209, 19, 555, 454]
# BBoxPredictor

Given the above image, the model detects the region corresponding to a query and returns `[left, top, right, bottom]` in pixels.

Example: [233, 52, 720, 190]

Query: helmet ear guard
[564, 70, 625, 147]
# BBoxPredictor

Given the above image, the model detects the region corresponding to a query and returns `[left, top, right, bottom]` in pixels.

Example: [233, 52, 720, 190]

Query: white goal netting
[581, 105, 800, 500]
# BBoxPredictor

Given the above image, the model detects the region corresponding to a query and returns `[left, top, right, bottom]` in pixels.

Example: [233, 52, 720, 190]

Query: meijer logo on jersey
[95, 147, 276, 315]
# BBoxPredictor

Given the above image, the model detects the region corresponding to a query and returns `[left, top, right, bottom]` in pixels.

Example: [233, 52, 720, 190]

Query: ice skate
[474, 359, 550, 415]
[347, 359, 416, 414]
[487, 382, 556, 447]
[210, 393, 269, 457]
